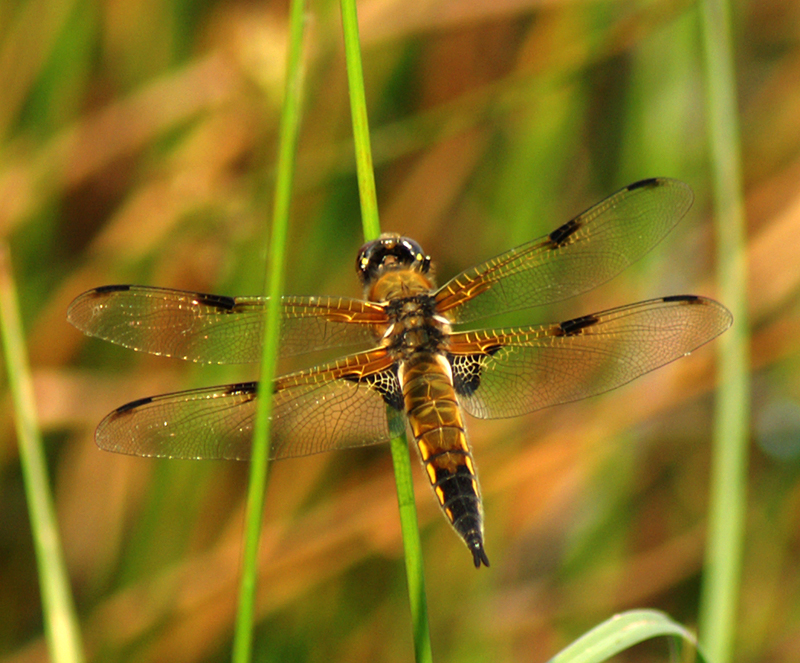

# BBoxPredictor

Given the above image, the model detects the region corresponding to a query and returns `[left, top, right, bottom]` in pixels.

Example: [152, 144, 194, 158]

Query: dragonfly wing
[447, 296, 732, 419]
[95, 349, 406, 460]
[67, 286, 387, 363]
[435, 179, 694, 324]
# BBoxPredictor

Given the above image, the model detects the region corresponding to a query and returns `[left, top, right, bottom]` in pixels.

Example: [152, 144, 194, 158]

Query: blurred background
[1, 0, 798, 661]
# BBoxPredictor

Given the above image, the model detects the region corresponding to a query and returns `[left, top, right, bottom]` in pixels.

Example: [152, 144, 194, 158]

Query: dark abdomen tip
[468, 536, 490, 568]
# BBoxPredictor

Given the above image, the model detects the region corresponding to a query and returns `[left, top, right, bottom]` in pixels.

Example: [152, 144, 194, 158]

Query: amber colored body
[367, 269, 488, 567]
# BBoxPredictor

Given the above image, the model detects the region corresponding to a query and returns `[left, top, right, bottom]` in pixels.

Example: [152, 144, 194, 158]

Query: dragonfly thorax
[382, 294, 451, 361]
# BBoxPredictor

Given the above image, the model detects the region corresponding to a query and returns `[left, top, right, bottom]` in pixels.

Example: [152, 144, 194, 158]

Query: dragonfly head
[356, 234, 431, 287]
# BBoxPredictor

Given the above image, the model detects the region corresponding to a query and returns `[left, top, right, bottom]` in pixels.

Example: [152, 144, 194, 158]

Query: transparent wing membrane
[96, 350, 405, 460]
[436, 179, 693, 323]
[68, 285, 386, 363]
[449, 296, 731, 419]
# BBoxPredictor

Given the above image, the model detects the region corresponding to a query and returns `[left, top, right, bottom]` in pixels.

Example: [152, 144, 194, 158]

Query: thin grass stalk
[0, 244, 85, 663]
[231, 1, 307, 660]
[340, 0, 379, 238]
[697, 1, 751, 662]
[339, 1, 432, 660]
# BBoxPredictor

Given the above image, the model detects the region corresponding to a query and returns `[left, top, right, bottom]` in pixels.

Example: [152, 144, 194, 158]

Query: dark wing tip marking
[662, 294, 699, 303]
[196, 292, 237, 311]
[557, 313, 600, 336]
[661, 295, 733, 328]
[114, 396, 154, 414]
[626, 177, 661, 191]
[92, 284, 132, 294]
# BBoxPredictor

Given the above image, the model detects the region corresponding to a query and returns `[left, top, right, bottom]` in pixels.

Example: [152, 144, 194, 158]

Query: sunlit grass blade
[340, 0, 380, 240]
[389, 432, 431, 661]
[340, 0, 432, 660]
[231, 0, 307, 660]
[697, 2, 751, 662]
[548, 610, 708, 663]
[0, 244, 85, 663]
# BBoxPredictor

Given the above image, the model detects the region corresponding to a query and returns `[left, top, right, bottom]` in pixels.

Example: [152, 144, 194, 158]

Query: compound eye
[355, 234, 430, 286]
[398, 238, 430, 273]
[355, 238, 388, 285]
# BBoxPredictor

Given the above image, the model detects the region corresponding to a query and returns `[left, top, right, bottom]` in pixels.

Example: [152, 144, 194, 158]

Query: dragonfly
[68, 178, 732, 568]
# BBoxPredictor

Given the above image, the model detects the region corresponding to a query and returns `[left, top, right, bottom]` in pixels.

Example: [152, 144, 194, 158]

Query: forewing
[448, 296, 732, 419]
[67, 285, 386, 363]
[95, 350, 406, 460]
[435, 179, 694, 324]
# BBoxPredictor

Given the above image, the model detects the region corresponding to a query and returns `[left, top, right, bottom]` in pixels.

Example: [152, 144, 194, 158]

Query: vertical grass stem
[697, 2, 751, 662]
[231, 1, 307, 660]
[0, 244, 85, 663]
[339, 0, 432, 660]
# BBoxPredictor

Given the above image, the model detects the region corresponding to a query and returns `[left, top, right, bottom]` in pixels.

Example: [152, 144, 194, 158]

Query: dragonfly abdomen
[400, 354, 489, 568]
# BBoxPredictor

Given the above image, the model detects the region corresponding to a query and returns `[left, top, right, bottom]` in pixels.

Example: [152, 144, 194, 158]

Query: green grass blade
[0, 244, 85, 663]
[548, 610, 708, 663]
[231, 0, 307, 660]
[340, 1, 432, 661]
[389, 433, 432, 663]
[697, 2, 751, 662]
[340, 0, 380, 240]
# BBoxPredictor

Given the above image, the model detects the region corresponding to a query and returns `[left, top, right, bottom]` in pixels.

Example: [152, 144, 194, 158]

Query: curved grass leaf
[549, 610, 707, 663]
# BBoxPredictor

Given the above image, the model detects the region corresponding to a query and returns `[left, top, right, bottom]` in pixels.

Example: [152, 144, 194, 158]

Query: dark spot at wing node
[225, 382, 258, 396]
[626, 177, 660, 191]
[197, 293, 237, 311]
[548, 218, 582, 247]
[557, 314, 599, 336]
